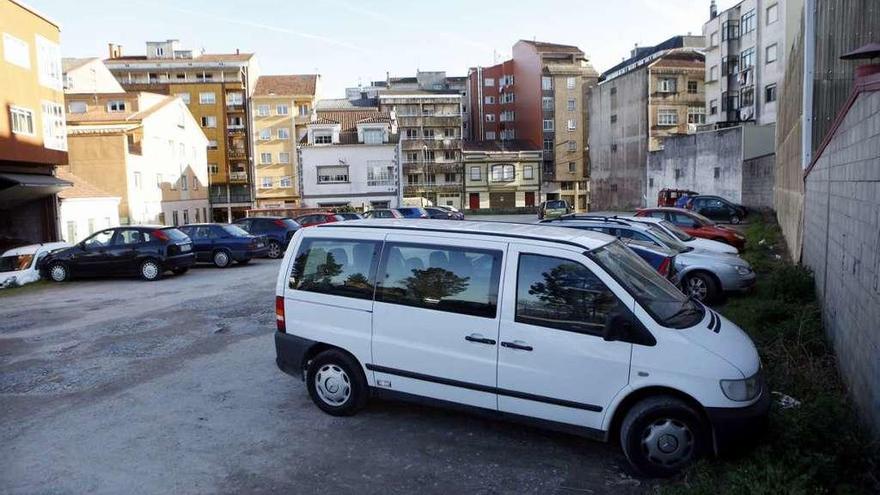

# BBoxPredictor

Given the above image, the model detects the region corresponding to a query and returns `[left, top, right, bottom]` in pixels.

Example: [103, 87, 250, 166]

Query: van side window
[376, 243, 502, 318]
[516, 253, 622, 336]
[290, 238, 380, 300]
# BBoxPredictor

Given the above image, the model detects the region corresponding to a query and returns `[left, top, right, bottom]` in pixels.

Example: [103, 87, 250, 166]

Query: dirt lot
[0, 259, 643, 494]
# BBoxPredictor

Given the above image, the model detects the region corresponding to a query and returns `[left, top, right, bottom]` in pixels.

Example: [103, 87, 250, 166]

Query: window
[3, 33, 29, 68]
[260, 152, 272, 164]
[201, 116, 217, 128]
[567, 119, 576, 130]
[279, 152, 291, 163]
[404, 128, 419, 139]
[208, 163, 219, 174]
[500, 92, 515, 103]
[543, 138, 554, 151]
[10, 107, 34, 135]
[484, 78, 494, 87]
[42, 101, 66, 151]
[107, 100, 126, 112]
[709, 65, 718, 81]
[36, 36, 62, 90]
[444, 150, 455, 160]
[68, 101, 87, 113]
[657, 108, 678, 126]
[314, 133, 332, 144]
[290, 239, 380, 300]
[423, 128, 435, 139]
[710, 99, 718, 115]
[485, 114, 495, 122]
[611, 144, 618, 153]
[566, 77, 576, 89]
[367, 161, 394, 186]
[523, 165, 534, 180]
[568, 162, 576, 173]
[199, 92, 216, 104]
[765, 84, 778, 103]
[207, 140, 218, 150]
[714, 167, 721, 179]
[516, 254, 622, 335]
[542, 96, 554, 111]
[174, 92, 191, 104]
[687, 81, 698, 94]
[317, 166, 349, 183]
[741, 9, 756, 33]
[542, 76, 552, 90]
[133, 172, 142, 189]
[767, 3, 779, 24]
[256, 105, 270, 116]
[543, 119, 554, 131]
[298, 104, 310, 116]
[376, 243, 502, 318]
[424, 150, 435, 161]
[278, 128, 291, 139]
[742, 87, 755, 107]
[422, 105, 435, 116]
[710, 31, 719, 46]
[444, 128, 455, 137]
[722, 20, 740, 41]
[766, 44, 778, 63]
[276, 104, 289, 115]
[470, 166, 481, 180]
[181, 175, 188, 190]
[260, 177, 273, 188]
[688, 106, 706, 125]
[657, 78, 677, 93]
[444, 173, 457, 183]
[425, 173, 436, 184]
[280, 176, 292, 188]
[225, 92, 243, 105]
[259, 128, 271, 140]
[484, 95, 495, 104]
[722, 56, 739, 75]
[484, 131, 496, 140]
[490, 164, 515, 182]
[674, 168, 683, 179]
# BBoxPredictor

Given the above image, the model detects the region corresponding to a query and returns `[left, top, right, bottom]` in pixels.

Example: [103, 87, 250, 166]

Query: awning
[0, 172, 72, 209]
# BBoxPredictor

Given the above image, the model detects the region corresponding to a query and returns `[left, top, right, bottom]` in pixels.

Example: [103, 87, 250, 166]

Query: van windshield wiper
[665, 298, 703, 324]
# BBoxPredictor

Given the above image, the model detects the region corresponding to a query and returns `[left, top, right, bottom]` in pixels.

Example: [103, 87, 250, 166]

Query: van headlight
[720, 372, 762, 401]
[734, 265, 752, 276]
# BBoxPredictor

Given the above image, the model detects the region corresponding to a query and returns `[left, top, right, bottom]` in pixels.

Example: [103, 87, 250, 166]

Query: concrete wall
[740, 153, 775, 208]
[802, 89, 880, 437]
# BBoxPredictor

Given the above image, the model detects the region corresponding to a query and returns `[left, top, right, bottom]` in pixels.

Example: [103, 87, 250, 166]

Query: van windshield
[590, 240, 703, 328]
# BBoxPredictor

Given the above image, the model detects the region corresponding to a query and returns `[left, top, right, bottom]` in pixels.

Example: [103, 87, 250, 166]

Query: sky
[29, 0, 741, 97]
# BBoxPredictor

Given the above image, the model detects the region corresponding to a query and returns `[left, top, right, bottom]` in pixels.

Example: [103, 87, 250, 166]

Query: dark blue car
[233, 216, 300, 259]
[621, 239, 678, 283]
[394, 207, 429, 219]
[178, 224, 268, 268]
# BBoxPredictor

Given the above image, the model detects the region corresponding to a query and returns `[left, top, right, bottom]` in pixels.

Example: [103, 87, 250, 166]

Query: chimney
[108, 43, 123, 59]
[710, 0, 718, 18]
[235, 48, 240, 55]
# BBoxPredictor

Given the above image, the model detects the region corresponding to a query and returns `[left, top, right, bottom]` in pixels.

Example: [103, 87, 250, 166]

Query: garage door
[489, 192, 515, 209]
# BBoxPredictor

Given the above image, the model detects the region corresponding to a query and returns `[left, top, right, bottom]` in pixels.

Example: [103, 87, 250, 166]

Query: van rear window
[290, 238, 380, 300]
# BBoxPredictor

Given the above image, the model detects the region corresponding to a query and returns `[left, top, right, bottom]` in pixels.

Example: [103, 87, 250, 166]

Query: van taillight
[658, 257, 671, 277]
[275, 295, 286, 333]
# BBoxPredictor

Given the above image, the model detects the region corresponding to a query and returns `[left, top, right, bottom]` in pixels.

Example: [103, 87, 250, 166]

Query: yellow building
[103, 39, 259, 221]
[252, 74, 318, 208]
[0, 0, 69, 244]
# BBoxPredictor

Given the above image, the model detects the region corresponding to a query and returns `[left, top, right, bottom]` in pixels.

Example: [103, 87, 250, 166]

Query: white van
[274, 220, 769, 476]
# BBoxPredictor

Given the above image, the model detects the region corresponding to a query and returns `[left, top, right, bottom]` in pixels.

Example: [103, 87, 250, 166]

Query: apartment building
[589, 36, 705, 210]
[462, 140, 542, 210]
[299, 104, 400, 209]
[703, 0, 786, 126]
[0, 0, 69, 245]
[103, 39, 259, 221]
[63, 91, 209, 226]
[252, 74, 319, 208]
[467, 41, 599, 210]
[62, 57, 123, 93]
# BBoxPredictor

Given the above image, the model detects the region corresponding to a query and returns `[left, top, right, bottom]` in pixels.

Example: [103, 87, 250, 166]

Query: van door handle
[501, 341, 533, 351]
[465, 334, 496, 345]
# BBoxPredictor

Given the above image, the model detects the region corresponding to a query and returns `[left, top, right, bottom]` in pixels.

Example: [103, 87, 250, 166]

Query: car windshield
[590, 240, 703, 328]
[660, 221, 694, 241]
[161, 228, 190, 241]
[646, 225, 691, 253]
[547, 200, 566, 209]
[0, 253, 34, 272]
[222, 225, 251, 237]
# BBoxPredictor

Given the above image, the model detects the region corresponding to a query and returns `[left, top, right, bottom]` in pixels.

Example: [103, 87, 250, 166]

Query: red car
[657, 188, 698, 207]
[635, 207, 746, 251]
[294, 212, 344, 227]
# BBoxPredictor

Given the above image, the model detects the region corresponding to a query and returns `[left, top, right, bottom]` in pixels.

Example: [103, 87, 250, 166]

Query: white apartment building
[703, 0, 786, 126]
[299, 106, 401, 210]
[61, 57, 123, 94]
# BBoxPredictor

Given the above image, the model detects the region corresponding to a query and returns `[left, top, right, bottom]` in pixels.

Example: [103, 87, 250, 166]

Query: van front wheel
[306, 349, 368, 416]
[620, 395, 707, 477]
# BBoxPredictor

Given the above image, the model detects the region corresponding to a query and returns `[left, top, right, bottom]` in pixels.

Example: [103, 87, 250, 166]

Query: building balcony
[404, 183, 462, 195]
[400, 138, 460, 150]
[228, 148, 247, 159]
[403, 162, 461, 175]
[396, 115, 461, 127]
[229, 171, 248, 182]
[227, 126, 246, 136]
[226, 103, 245, 112]
[210, 192, 253, 205]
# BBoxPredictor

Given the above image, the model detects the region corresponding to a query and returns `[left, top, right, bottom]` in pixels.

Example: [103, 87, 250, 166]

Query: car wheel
[48, 262, 69, 282]
[730, 215, 741, 224]
[140, 259, 163, 281]
[267, 240, 282, 259]
[172, 268, 188, 275]
[620, 395, 707, 477]
[212, 250, 231, 268]
[306, 349, 368, 416]
[685, 272, 719, 303]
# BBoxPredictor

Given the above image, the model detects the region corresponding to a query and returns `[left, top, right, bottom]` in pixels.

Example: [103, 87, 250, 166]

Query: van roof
[317, 219, 615, 250]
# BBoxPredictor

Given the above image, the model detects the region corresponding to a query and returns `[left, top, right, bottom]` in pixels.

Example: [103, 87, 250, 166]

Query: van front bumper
[274, 331, 316, 378]
[706, 388, 771, 455]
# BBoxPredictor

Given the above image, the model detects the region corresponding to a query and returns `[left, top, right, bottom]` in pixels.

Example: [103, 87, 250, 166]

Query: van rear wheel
[620, 395, 707, 477]
[306, 349, 368, 416]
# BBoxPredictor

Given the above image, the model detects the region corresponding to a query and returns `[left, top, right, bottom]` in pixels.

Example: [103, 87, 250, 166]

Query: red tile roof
[519, 40, 583, 54]
[254, 75, 318, 96]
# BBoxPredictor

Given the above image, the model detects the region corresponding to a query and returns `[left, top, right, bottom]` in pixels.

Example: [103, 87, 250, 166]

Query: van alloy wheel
[141, 260, 160, 281]
[314, 364, 351, 406]
[640, 418, 695, 468]
[267, 241, 282, 259]
[49, 264, 67, 282]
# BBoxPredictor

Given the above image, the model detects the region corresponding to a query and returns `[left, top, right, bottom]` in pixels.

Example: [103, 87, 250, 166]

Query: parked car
[636, 207, 746, 251]
[295, 212, 345, 228]
[41, 226, 194, 282]
[178, 223, 268, 267]
[622, 216, 738, 254]
[394, 207, 429, 219]
[620, 238, 678, 283]
[541, 216, 755, 303]
[274, 219, 768, 477]
[424, 206, 462, 220]
[0, 242, 70, 289]
[433, 205, 465, 220]
[336, 212, 363, 221]
[657, 188, 699, 207]
[537, 199, 571, 220]
[363, 209, 404, 219]
[233, 216, 300, 259]
[686, 195, 748, 224]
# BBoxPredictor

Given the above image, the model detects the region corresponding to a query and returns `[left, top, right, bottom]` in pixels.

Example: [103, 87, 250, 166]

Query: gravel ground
[0, 256, 646, 494]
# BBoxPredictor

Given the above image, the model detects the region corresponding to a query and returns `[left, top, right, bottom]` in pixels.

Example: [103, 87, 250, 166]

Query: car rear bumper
[275, 331, 317, 378]
[706, 388, 771, 455]
[165, 253, 195, 269]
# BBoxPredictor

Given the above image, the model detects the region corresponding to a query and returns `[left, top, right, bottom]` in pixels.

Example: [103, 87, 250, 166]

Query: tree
[402, 267, 469, 302]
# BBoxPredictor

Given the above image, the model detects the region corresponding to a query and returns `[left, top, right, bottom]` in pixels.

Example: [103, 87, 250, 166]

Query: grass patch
[660, 214, 878, 494]
[0, 279, 49, 298]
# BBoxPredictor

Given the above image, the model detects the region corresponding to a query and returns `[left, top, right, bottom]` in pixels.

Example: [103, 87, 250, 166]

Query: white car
[623, 216, 739, 254]
[0, 242, 71, 289]
[273, 220, 768, 476]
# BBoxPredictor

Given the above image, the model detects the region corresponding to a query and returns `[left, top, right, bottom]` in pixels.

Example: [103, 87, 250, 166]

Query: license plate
[180, 244, 191, 252]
